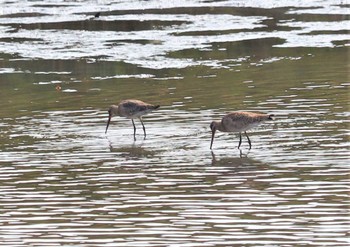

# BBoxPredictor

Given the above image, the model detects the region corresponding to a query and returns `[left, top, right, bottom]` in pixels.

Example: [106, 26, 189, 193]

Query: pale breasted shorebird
[105, 99, 160, 140]
[210, 112, 274, 149]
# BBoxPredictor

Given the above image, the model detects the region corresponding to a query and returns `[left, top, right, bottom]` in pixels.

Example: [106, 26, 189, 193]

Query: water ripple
[0, 1, 349, 246]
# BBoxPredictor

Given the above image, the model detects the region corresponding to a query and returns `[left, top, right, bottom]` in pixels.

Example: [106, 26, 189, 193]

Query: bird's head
[108, 105, 118, 117]
[210, 121, 218, 132]
[105, 105, 118, 134]
[210, 121, 220, 149]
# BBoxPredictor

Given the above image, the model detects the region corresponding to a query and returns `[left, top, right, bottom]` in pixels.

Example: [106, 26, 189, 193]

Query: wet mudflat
[0, 0, 349, 246]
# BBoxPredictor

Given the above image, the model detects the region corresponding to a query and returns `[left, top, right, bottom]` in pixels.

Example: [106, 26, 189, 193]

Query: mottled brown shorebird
[105, 99, 160, 140]
[210, 112, 274, 149]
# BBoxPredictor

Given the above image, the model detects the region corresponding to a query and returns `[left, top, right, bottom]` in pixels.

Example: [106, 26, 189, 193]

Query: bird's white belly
[232, 122, 260, 132]
[243, 122, 260, 131]
[126, 110, 149, 118]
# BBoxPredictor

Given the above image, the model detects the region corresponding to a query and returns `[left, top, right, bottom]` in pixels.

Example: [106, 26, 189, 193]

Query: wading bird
[105, 99, 160, 140]
[210, 112, 274, 149]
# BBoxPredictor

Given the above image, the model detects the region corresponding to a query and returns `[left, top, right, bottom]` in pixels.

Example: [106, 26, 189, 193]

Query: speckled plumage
[210, 111, 274, 149]
[105, 99, 160, 139]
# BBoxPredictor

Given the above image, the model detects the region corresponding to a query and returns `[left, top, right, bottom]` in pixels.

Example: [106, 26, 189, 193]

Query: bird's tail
[268, 114, 274, 120]
[153, 105, 160, 110]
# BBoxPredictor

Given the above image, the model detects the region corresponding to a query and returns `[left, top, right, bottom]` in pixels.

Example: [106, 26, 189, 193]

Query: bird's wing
[122, 101, 148, 115]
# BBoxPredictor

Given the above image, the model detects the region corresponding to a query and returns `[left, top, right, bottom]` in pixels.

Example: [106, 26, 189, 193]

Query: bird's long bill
[210, 129, 216, 149]
[105, 115, 111, 134]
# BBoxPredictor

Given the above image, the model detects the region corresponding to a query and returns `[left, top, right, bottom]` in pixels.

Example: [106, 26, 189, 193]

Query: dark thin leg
[245, 131, 252, 149]
[238, 132, 242, 149]
[140, 117, 146, 138]
[131, 119, 136, 141]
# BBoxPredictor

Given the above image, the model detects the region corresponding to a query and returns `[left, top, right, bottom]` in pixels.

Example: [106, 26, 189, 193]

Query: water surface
[0, 0, 349, 246]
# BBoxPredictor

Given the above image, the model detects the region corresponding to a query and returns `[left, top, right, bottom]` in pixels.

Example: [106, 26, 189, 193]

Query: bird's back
[118, 99, 159, 118]
[222, 111, 271, 132]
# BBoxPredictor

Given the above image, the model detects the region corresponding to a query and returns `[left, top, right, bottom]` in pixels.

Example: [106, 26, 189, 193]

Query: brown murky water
[0, 0, 349, 246]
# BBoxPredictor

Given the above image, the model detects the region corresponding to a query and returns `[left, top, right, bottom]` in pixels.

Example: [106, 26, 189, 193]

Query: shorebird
[210, 112, 274, 149]
[105, 99, 160, 140]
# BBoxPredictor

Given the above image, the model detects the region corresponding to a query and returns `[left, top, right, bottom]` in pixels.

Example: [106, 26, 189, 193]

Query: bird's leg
[139, 117, 146, 139]
[131, 119, 136, 141]
[238, 132, 242, 149]
[239, 149, 243, 158]
[244, 131, 252, 149]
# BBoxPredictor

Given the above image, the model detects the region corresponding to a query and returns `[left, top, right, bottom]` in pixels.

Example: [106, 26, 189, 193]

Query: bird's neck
[111, 106, 120, 117]
[215, 121, 226, 132]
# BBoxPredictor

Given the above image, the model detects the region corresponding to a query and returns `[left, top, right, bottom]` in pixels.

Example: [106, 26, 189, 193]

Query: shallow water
[0, 0, 349, 246]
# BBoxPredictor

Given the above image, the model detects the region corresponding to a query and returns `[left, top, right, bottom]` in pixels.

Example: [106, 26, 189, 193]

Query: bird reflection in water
[211, 149, 250, 164]
[107, 137, 156, 159]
